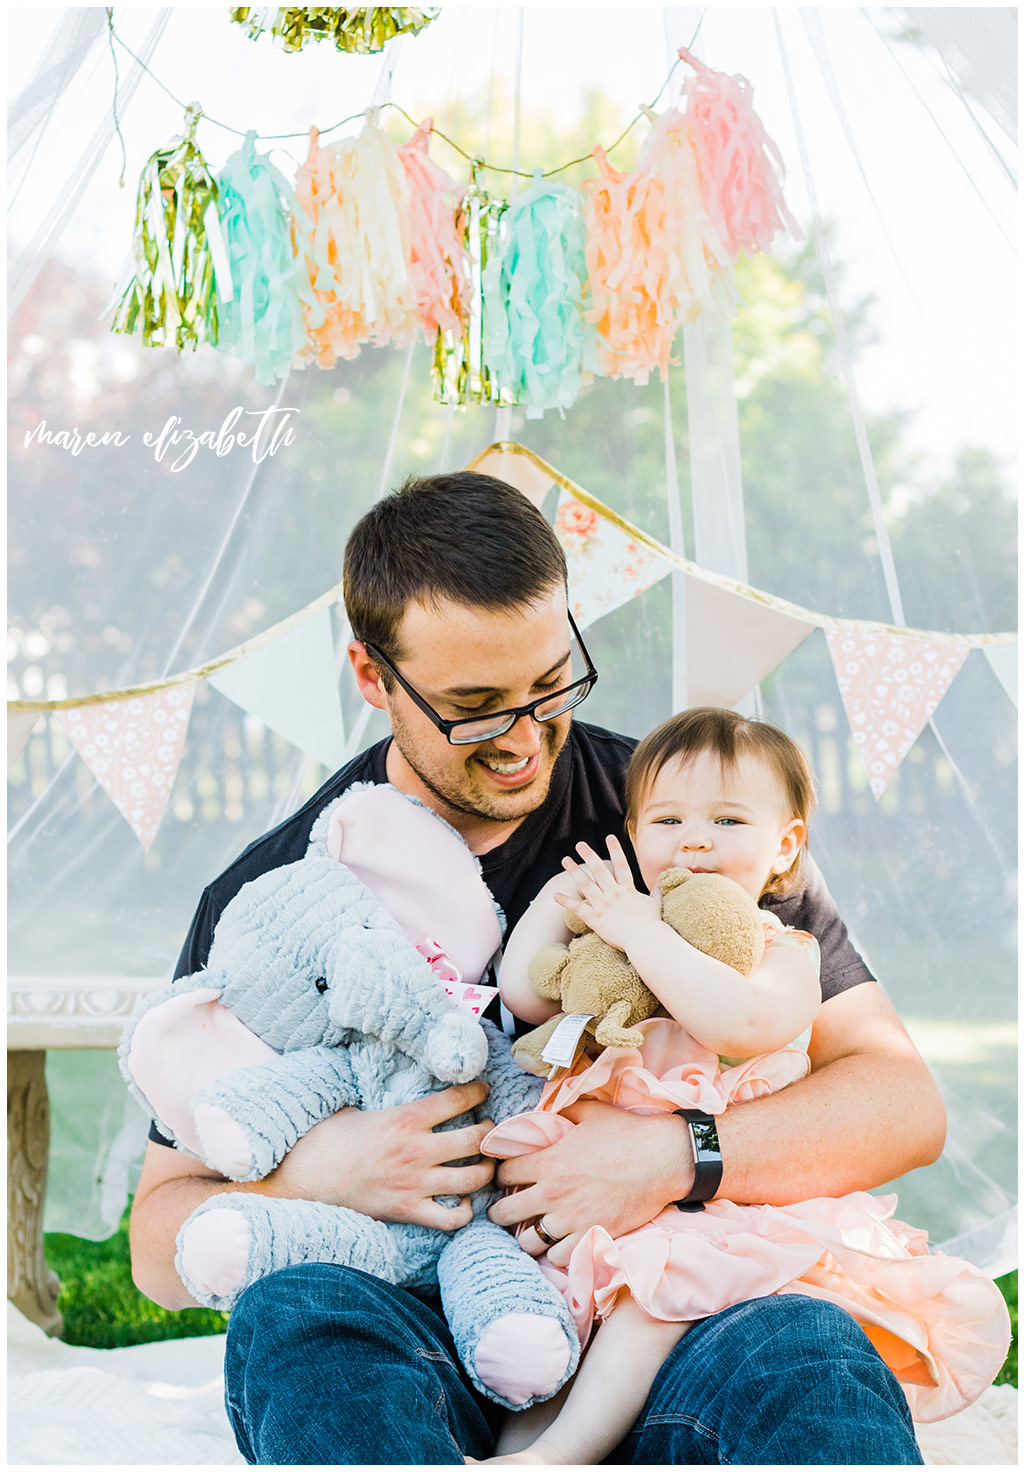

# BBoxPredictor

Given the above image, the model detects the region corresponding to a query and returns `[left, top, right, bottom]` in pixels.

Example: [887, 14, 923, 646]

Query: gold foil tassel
[433, 161, 515, 407]
[230, 8, 439, 55]
[107, 103, 231, 352]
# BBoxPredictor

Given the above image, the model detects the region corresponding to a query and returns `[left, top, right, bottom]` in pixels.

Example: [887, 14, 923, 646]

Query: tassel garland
[106, 49, 799, 409]
[108, 104, 230, 352]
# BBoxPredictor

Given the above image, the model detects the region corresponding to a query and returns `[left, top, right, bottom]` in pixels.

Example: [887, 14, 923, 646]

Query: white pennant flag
[209, 608, 346, 769]
[685, 576, 814, 710]
[826, 629, 969, 800]
[983, 644, 1018, 708]
[8, 711, 41, 770]
[56, 684, 195, 850]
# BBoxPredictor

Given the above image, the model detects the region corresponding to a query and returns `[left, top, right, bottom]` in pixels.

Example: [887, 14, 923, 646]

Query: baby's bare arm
[497, 874, 578, 1023]
[562, 839, 819, 1057]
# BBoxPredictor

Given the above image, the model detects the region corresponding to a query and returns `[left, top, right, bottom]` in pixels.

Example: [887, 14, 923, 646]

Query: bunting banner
[8, 711, 41, 771]
[102, 31, 802, 418]
[10, 445, 1015, 848]
[207, 607, 347, 769]
[825, 629, 969, 800]
[983, 645, 1018, 709]
[554, 490, 670, 629]
[469, 443, 816, 708]
[55, 684, 195, 850]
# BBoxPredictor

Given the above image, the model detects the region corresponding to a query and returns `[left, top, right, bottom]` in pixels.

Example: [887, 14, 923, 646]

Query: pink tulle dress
[482, 917, 1010, 1424]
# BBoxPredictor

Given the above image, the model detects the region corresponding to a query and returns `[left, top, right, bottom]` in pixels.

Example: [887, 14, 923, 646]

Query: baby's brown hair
[625, 706, 817, 895]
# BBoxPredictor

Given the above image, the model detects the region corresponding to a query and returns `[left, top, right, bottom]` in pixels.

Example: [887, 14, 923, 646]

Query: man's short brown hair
[625, 706, 817, 895]
[343, 472, 568, 663]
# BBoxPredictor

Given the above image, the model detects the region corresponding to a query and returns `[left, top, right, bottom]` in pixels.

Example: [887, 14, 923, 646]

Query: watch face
[691, 1117, 721, 1159]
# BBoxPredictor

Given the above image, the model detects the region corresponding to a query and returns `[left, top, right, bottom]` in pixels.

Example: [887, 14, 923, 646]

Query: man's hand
[131, 1081, 498, 1309]
[262, 1081, 497, 1230]
[557, 836, 662, 953]
[486, 1100, 693, 1267]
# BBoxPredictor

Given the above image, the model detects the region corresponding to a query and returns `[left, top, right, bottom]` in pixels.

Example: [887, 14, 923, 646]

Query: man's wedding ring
[533, 1217, 564, 1248]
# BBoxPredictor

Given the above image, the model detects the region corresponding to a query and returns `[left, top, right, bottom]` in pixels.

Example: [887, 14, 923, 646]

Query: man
[130, 472, 943, 1464]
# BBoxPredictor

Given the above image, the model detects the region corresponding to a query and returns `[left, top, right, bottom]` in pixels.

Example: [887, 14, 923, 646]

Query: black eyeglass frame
[364, 611, 599, 746]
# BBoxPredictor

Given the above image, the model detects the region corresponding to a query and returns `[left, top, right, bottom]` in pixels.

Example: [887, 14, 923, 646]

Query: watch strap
[672, 1108, 723, 1211]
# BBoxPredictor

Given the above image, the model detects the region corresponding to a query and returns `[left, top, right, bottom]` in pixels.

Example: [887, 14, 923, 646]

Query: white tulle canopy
[7, 7, 1017, 1275]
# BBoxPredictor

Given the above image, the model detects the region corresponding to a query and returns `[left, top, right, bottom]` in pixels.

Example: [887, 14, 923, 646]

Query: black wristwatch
[672, 1109, 723, 1212]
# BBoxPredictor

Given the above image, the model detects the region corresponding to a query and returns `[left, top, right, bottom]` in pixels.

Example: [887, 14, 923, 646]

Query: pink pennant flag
[825, 630, 968, 800]
[57, 684, 195, 850]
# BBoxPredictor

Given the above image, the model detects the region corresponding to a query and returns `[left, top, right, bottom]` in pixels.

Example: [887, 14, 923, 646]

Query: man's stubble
[386, 703, 569, 827]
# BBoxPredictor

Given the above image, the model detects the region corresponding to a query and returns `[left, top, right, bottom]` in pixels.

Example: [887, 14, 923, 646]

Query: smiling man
[129, 471, 941, 1465]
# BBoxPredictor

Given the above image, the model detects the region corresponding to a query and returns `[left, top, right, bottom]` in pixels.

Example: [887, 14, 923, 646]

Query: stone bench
[7, 977, 162, 1335]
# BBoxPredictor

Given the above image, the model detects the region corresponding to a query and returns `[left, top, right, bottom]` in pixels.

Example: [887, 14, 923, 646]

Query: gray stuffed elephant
[120, 783, 579, 1410]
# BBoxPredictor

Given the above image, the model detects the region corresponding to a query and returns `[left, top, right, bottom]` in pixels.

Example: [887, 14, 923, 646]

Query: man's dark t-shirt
[151, 722, 874, 1146]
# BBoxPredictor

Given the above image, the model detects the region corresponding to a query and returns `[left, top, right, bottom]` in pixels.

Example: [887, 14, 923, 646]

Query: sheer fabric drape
[7, 8, 1016, 1268]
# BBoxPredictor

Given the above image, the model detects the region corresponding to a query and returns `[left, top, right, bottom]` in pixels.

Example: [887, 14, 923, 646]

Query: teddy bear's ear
[659, 867, 692, 894]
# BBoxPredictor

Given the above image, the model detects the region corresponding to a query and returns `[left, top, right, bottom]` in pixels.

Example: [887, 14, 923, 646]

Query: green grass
[43, 1207, 1019, 1387]
[994, 1271, 1017, 1387]
[43, 1208, 227, 1348]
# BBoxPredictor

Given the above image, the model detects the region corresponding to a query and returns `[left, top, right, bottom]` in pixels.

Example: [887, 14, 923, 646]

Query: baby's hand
[556, 837, 662, 953]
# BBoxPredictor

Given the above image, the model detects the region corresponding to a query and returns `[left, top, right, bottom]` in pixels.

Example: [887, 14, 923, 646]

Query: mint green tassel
[214, 131, 309, 384]
[482, 171, 595, 418]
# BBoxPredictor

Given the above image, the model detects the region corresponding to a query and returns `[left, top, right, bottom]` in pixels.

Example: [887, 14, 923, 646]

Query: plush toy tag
[441, 979, 499, 1018]
[541, 1012, 595, 1069]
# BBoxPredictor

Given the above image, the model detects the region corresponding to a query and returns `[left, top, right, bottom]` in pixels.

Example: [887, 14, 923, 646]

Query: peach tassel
[291, 120, 417, 368]
[583, 112, 734, 385]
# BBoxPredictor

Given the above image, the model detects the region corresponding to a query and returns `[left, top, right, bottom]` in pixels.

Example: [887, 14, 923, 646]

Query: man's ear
[348, 641, 389, 711]
[771, 818, 807, 876]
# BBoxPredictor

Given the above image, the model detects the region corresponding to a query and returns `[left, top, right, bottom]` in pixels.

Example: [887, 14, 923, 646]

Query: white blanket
[7, 1304, 1017, 1465]
[7, 1306, 242, 1466]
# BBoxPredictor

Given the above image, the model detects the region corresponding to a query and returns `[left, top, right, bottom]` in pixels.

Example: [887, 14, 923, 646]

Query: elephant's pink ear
[326, 808, 345, 862]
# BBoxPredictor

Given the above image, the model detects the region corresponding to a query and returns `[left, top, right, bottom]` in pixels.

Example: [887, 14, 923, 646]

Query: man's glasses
[364, 612, 598, 746]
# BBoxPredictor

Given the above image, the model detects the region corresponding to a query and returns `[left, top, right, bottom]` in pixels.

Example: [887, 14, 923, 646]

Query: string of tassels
[109, 50, 800, 412]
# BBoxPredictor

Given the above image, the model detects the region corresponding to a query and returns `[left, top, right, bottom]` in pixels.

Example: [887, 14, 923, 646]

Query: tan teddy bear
[512, 868, 767, 1078]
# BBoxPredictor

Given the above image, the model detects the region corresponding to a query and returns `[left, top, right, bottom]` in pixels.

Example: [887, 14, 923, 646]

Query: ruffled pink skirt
[482, 1019, 1010, 1423]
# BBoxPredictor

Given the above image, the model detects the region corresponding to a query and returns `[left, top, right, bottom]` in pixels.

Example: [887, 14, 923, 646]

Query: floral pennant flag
[983, 644, 1018, 709]
[8, 711, 41, 770]
[208, 607, 347, 769]
[554, 490, 670, 629]
[56, 684, 195, 849]
[826, 629, 969, 799]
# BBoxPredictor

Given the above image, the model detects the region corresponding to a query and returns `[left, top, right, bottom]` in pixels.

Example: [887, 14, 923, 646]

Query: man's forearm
[130, 1173, 237, 1309]
[716, 993, 945, 1205]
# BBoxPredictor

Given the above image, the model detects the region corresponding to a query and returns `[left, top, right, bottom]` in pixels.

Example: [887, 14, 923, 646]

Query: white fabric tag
[440, 980, 499, 1018]
[541, 1012, 595, 1068]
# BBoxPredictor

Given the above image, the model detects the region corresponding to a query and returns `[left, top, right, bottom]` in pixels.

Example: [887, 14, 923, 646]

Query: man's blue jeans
[224, 1264, 924, 1465]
